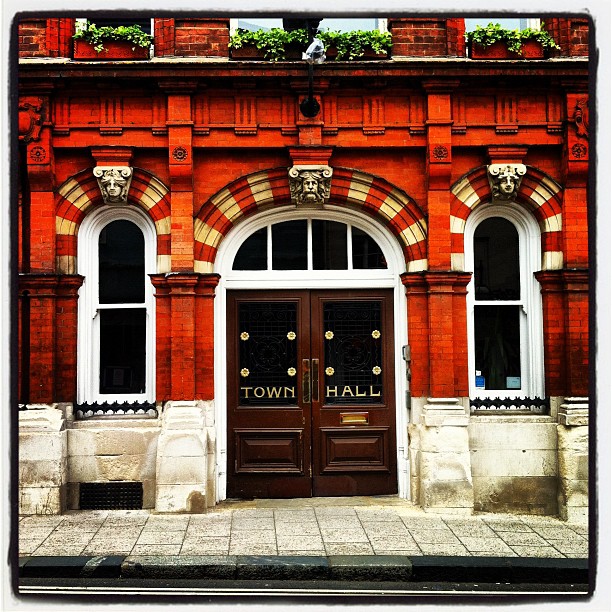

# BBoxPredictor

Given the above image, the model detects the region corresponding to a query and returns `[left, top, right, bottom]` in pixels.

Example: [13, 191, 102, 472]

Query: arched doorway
[214, 207, 409, 501]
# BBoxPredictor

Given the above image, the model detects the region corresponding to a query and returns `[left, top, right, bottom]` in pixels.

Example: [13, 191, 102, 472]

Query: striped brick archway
[55, 168, 172, 274]
[450, 166, 563, 271]
[194, 167, 428, 273]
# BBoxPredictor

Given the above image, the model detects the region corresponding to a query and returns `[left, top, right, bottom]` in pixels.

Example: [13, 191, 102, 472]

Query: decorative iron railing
[74, 401, 158, 420]
[470, 397, 550, 414]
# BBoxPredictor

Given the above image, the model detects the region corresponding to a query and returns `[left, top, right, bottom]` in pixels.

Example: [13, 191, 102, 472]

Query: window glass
[474, 305, 521, 390]
[99, 220, 145, 304]
[474, 217, 520, 300]
[99, 308, 147, 394]
[233, 227, 267, 270]
[237, 18, 380, 32]
[272, 220, 308, 270]
[352, 227, 387, 269]
[312, 220, 348, 269]
[465, 18, 533, 31]
[86, 17, 152, 35]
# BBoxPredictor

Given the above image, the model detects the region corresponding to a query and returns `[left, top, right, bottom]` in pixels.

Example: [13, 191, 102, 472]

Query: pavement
[17, 496, 590, 591]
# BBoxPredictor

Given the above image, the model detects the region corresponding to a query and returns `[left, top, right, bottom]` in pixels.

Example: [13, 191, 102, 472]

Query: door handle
[311, 359, 319, 402]
[302, 358, 311, 404]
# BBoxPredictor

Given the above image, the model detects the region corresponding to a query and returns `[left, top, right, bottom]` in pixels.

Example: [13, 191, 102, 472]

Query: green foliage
[319, 29, 392, 60]
[228, 28, 308, 61]
[73, 21, 152, 54]
[465, 22, 560, 54]
[229, 27, 391, 61]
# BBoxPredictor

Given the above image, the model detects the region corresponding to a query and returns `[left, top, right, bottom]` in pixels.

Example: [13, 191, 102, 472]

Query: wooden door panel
[235, 429, 304, 473]
[310, 290, 397, 496]
[227, 291, 311, 498]
[320, 427, 390, 472]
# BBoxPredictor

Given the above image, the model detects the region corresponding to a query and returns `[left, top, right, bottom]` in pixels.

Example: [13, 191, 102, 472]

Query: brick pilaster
[161, 81, 196, 271]
[402, 271, 471, 398]
[536, 270, 589, 397]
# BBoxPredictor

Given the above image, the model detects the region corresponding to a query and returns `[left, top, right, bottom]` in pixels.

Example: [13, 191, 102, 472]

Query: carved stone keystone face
[487, 164, 526, 201]
[94, 166, 133, 204]
[288, 165, 333, 207]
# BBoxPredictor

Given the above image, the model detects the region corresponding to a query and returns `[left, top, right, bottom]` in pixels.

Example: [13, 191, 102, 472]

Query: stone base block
[473, 476, 558, 515]
[155, 484, 208, 513]
[19, 486, 65, 515]
[419, 478, 474, 511]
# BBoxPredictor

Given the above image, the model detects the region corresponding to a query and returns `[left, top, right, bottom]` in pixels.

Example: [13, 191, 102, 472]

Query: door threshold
[218, 495, 409, 509]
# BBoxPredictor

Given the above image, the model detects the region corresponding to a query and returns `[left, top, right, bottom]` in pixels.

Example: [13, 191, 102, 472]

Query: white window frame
[77, 205, 157, 405]
[465, 203, 544, 400]
[215, 206, 410, 502]
[464, 17, 540, 31]
[229, 18, 387, 35]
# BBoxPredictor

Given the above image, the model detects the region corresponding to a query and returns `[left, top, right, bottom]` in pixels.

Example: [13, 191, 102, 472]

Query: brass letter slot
[340, 412, 369, 425]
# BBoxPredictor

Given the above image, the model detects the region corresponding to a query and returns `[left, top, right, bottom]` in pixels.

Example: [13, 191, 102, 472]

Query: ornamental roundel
[325, 331, 334, 340]
[372, 366, 382, 375]
[287, 331, 296, 341]
[571, 143, 587, 159]
[172, 146, 189, 162]
[432, 145, 449, 160]
[240, 332, 250, 341]
[29, 146, 46, 162]
[325, 367, 335, 376]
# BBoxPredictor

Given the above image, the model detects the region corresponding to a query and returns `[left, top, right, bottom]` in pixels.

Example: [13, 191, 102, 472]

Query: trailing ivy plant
[318, 29, 392, 60]
[229, 28, 309, 61]
[73, 21, 153, 54]
[229, 27, 391, 61]
[465, 22, 560, 54]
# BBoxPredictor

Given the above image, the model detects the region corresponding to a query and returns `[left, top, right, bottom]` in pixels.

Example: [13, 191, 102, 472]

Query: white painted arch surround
[214, 206, 411, 502]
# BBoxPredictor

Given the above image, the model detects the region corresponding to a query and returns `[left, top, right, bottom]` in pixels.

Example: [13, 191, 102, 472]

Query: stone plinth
[557, 397, 589, 524]
[413, 398, 473, 513]
[155, 400, 213, 513]
[19, 404, 67, 514]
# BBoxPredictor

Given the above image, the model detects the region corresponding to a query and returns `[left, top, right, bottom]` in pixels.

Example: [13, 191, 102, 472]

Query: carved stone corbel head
[93, 166, 133, 204]
[288, 165, 333, 208]
[487, 164, 526, 201]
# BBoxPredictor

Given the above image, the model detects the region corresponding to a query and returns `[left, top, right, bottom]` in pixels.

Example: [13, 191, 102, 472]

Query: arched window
[78, 207, 156, 405]
[465, 204, 544, 400]
[232, 219, 387, 271]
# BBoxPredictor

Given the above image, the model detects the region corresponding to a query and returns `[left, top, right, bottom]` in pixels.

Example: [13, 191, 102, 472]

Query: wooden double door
[227, 289, 397, 498]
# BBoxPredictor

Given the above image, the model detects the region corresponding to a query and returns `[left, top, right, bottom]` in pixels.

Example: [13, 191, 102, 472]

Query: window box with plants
[73, 21, 152, 60]
[466, 23, 560, 59]
[229, 27, 391, 61]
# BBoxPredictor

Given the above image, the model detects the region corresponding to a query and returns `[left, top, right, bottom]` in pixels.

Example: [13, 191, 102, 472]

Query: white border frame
[214, 206, 410, 501]
[77, 205, 157, 405]
[464, 202, 544, 400]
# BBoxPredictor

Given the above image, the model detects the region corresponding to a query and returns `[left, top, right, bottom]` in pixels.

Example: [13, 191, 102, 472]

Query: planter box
[468, 41, 515, 59]
[469, 40, 546, 59]
[230, 44, 266, 60]
[325, 45, 389, 61]
[230, 43, 304, 61]
[73, 39, 150, 60]
[517, 39, 546, 58]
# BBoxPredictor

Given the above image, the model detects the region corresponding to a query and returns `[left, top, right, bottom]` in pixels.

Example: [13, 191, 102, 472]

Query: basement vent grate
[79, 482, 144, 510]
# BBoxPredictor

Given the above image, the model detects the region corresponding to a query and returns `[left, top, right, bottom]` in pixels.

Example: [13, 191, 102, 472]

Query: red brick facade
[17, 16, 590, 405]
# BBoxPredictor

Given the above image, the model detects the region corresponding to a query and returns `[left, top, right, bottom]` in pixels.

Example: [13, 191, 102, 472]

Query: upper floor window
[464, 18, 539, 31]
[76, 17, 152, 35]
[232, 18, 386, 33]
[233, 219, 387, 271]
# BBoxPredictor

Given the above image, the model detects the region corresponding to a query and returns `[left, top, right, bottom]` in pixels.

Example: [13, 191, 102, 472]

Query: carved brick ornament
[93, 166, 134, 204]
[573, 98, 589, 139]
[288, 165, 333, 207]
[18, 97, 44, 143]
[487, 164, 526, 201]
